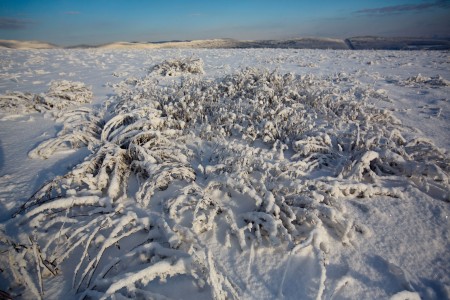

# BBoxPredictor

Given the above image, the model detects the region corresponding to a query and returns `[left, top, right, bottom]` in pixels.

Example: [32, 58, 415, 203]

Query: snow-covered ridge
[2, 36, 450, 50]
[0, 40, 57, 50]
[346, 36, 450, 50]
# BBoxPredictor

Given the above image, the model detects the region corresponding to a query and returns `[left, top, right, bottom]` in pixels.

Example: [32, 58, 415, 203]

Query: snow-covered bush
[401, 74, 450, 87]
[151, 57, 204, 76]
[29, 108, 104, 159]
[34, 80, 93, 112]
[0, 81, 96, 159]
[0, 80, 93, 115]
[3, 68, 449, 299]
[0, 91, 36, 114]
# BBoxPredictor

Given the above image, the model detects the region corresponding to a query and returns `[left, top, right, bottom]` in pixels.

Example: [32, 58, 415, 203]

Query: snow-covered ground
[0, 49, 448, 300]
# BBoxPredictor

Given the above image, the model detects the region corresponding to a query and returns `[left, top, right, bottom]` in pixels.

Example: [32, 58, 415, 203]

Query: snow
[0, 48, 449, 300]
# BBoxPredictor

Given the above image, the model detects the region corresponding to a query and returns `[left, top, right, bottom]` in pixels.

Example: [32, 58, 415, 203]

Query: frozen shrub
[4, 68, 449, 299]
[0, 91, 36, 114]
[151, 57, 204, 76]
[29, 108, 104, 159]
[34, 80, 93, 112]
[0, 80, 93, 115]
[402, 74, 450, 87]
[0, 82, 97, 159]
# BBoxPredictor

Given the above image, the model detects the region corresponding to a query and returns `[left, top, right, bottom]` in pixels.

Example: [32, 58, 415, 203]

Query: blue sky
[0, 0, 449, 45]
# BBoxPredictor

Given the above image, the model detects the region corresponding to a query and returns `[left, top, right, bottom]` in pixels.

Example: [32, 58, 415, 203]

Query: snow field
[0, 49, 449, 299]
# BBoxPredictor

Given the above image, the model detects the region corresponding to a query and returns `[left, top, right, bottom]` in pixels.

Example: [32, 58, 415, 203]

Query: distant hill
[346, 36, 450, 50]
[1, 37, 449, 50]
[0, 39, 58, 49]
[68, 38, 348, 50]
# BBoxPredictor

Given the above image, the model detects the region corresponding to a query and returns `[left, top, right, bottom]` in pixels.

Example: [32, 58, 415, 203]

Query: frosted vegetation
[0, 53, 449, 299]
[0, 80, 92, 115]
[151, 57, 204, 76]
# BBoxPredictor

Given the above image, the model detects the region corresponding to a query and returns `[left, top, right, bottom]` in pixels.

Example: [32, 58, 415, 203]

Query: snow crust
[0, 48, 449, 300]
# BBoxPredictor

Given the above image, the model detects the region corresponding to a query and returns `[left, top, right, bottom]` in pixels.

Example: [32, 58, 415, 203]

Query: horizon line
[1, 35, 450, 50]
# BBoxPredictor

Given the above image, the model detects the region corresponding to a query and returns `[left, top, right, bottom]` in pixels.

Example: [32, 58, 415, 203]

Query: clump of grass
[3, 68, 448, 299]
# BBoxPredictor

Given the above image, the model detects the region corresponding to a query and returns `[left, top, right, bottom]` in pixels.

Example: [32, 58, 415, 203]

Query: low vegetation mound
[151, 58, 204, 76]
[1, 67, 448, 299]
